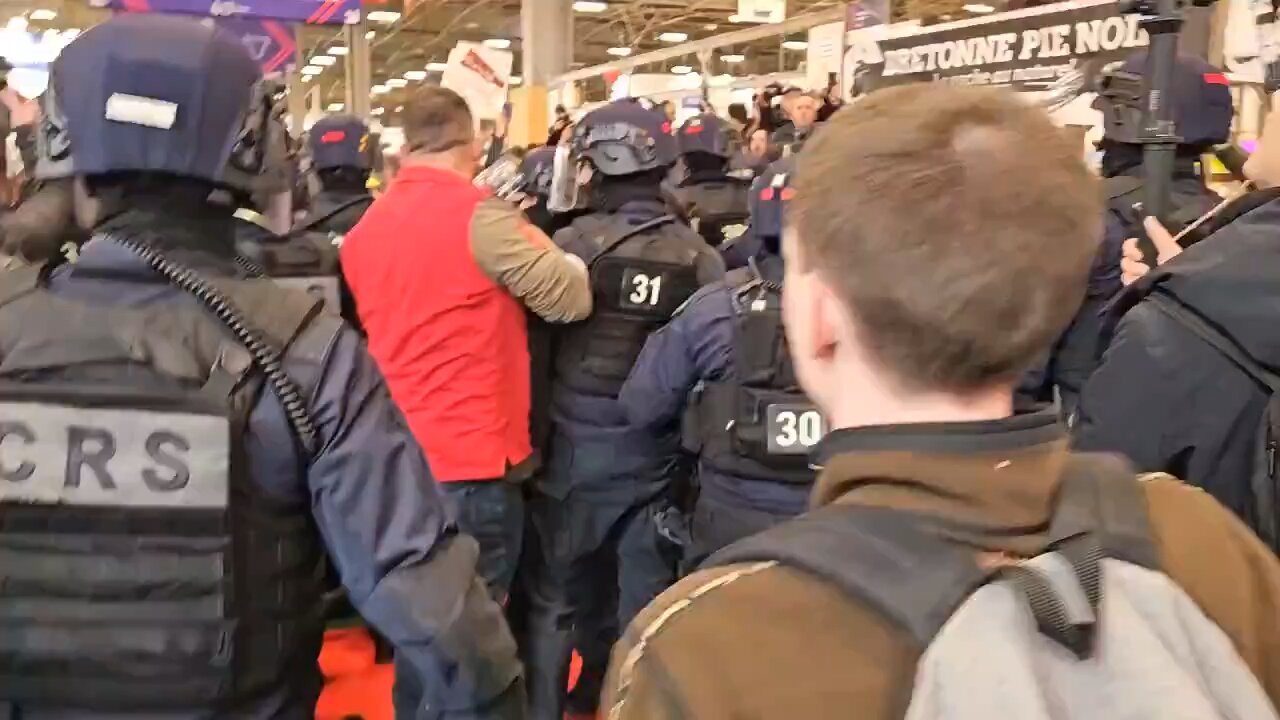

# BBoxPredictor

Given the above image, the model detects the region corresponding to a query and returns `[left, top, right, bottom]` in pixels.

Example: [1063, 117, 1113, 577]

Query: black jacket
[1075, 192, 1280, 524]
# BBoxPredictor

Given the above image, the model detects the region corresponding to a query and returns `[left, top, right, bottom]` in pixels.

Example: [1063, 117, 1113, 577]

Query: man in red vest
[340, 87, 592, 717]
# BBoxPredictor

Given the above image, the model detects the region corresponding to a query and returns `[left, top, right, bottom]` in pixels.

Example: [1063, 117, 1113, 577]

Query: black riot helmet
[677, 112, 736, 159]
[308, 114, 373, 171]
[35, 15, 273, 194]
[1094, 52, 1233, 150]
[571, 99, 677, 176]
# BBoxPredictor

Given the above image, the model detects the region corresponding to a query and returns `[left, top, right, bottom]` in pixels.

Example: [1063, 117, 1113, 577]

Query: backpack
[710, 454, 1279, 720]
[1147, 290, 1280, 552]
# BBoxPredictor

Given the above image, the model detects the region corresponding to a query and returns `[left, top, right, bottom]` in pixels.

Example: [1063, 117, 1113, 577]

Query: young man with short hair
[601, 83, 1280, 719]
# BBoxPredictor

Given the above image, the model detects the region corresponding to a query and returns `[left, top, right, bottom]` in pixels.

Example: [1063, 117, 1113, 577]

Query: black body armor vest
[556, 215, 702, 397]
[694, 263, 822, 484]
[676, 178, 750, 249]
[0, 264, 329, 713]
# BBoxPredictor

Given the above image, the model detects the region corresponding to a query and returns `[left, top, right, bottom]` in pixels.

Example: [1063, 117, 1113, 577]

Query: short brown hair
[792, 84, 1101, 392]
[402, 87, 474, 154]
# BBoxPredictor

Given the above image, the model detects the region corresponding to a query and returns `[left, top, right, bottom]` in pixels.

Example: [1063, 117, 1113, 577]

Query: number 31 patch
[620, 267, 666, 311]
[766, 403, 827, 455]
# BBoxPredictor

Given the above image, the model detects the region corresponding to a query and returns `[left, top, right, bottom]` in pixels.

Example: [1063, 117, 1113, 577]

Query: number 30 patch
[765, 403, 827, 455]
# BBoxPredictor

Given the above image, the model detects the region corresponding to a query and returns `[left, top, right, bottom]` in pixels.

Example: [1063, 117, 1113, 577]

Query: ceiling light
[963, 3, 995, 11]
[395, 105, 404, 112]
[704, 23, 718, 30]
[606, 47, 632, 57]
[426, 62, 449, 71]
[301, 75, 313, 83]
[371, 107, 385, 116]
[573, 1, 608, 11]
[365, 30, 376, 39]
[366, 10, 400, 23]
[671, 65, 693, 74]
[404, 70, 428, 81]
[29, 9, 56, 20]
[658, 32, 688, 43]
[327, 103, 345, 112]
[328, 45, 349, 55]
[5, 17, 28, 32]
[386, 78, 409, 88]
[301, 65, 324, 75]
[781, 40, 808, 50]
[728, 13, 748, 22]
[371, 84, 389, 94]
[312, 55, 337, 66]
[484, 38, 512, 49]
[510, 76, 523, 85]
[721, 53, 745, 63]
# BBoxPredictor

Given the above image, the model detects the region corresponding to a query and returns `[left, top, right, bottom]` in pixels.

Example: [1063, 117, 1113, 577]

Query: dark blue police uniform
[620, 158, 815, 568]
[0, 17, 522, 720]
[521, 100, 723, 720]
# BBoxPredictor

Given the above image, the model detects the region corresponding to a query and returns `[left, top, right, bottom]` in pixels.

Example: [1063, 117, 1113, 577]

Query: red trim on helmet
[1203, 73, 1230, 86]
[321, 130, 348, 144]
[780, 188, 797, 201]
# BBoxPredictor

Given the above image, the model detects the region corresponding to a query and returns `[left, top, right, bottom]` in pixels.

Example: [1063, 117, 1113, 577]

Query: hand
[1120, 216, 1183, 286]
[0, 88, 39, 128]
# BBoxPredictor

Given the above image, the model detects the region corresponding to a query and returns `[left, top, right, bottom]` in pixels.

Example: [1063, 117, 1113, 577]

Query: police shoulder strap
[590, 215, 678, 268]
[290, 196, 373, 239]
[0, 263, 46, 309]
[1103, 176, 1144, 202]
[210, 278, 326, 353]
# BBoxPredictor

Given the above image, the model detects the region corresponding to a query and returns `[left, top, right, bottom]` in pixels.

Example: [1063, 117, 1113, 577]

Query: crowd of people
[4, 13, 1280, 720]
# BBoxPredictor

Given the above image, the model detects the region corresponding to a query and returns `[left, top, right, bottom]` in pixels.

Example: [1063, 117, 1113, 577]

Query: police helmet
[35, 15, 270, 193]
[570, 99, 677, 176]
[1093, 52, 1233, 148]
[517, 146, 557, 198]
[750, 156, 797, 241]
[677, 113, 735, 158]
[309, 114, 373, 171]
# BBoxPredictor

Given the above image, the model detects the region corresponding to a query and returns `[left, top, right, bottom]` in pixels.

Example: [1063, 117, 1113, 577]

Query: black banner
[847, 1, 1167, 93]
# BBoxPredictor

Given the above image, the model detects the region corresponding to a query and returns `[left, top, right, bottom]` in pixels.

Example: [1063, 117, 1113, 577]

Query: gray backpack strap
[1051, 453, 1159, 570]
[707, 504, 993, 645]
[708, 453, 1159, 650]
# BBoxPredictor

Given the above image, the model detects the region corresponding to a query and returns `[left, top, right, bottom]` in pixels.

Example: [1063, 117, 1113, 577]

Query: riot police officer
[291, 113, 376, 327]
[620, 157, 817, 568]
[671, 112, 751, 253]
[296, 114, 376, 244]
[1026, 51, 1233, 417]
[0, 16, 523, 718]
[524, 99, 724, 719]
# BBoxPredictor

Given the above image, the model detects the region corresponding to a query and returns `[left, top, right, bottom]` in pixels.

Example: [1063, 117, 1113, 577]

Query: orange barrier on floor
[316, 628, 394, 720]
[316, 629, 587, 720]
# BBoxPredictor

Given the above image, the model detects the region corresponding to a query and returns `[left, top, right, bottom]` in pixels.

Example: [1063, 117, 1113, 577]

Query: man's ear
[810, 277, 841, 362]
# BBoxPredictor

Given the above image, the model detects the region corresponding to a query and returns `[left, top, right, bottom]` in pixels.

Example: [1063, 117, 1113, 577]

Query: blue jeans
[394, 479, 524, 720]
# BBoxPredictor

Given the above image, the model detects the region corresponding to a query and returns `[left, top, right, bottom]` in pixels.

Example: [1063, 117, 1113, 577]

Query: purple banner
[217, 17, 298, 73]
[90, 0, 360, 25]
